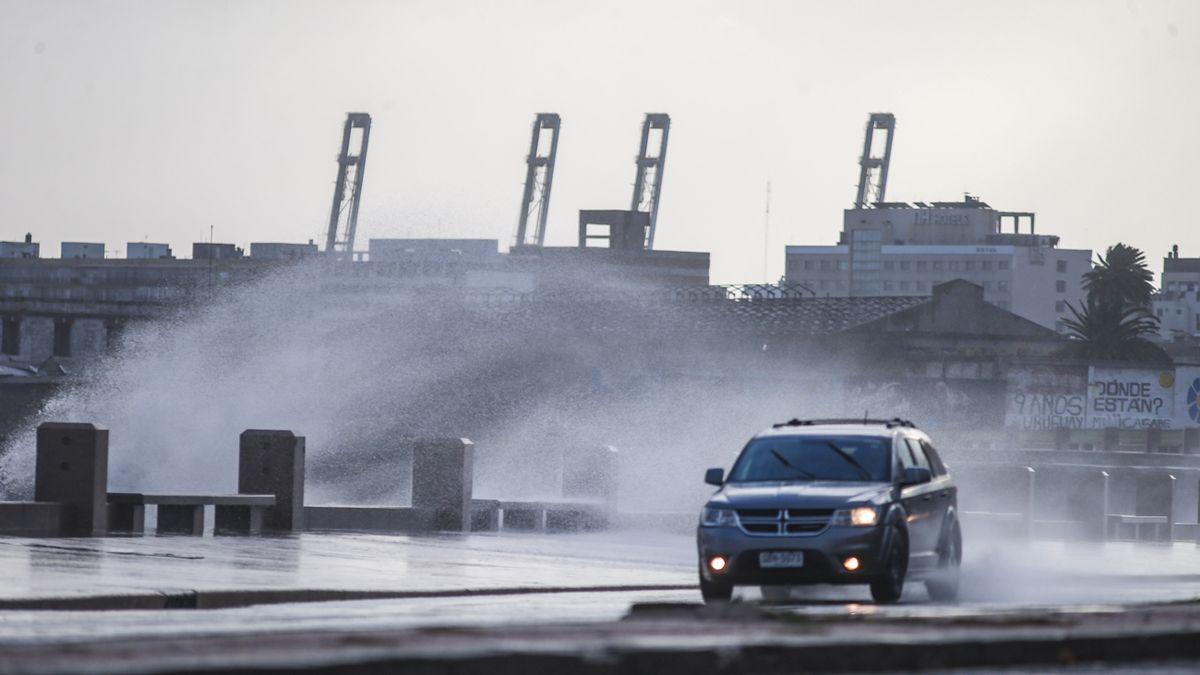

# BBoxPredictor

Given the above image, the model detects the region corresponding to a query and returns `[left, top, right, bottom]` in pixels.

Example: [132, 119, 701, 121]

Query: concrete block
[157, 505, 204, 535]
[562, 445, 619, 510]
[214, 505, 263, 535]
[239, 430, 305, 532]
[411, 438, 474, 532]
[34, 422, 108, 536]
[470, 500, 500, 532]
[107, 503, 145, 534]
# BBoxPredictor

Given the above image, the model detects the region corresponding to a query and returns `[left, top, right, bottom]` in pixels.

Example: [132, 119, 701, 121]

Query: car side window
[896, 437, 917, 470]
[905, 439, 932, 473]
[920, 440, 948, 477]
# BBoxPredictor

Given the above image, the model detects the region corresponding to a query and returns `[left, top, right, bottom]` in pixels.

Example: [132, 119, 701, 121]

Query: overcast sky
[2, 0, 1197, 283]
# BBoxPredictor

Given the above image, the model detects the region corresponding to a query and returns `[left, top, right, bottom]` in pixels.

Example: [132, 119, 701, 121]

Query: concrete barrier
[1032, 466, 1109, 541]
[1136, 472, 1176, 541]
[34, 422, 109, 536]
[411, 438, 474, 532]
[562, 446, 619, 509]
[238, 430, 305, 532]
[952, 463, 1035, 540]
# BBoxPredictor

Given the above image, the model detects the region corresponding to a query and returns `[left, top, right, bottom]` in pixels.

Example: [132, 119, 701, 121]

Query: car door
[899, 437, 940, 568]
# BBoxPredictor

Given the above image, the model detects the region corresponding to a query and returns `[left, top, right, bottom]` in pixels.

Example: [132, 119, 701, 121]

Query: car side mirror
[704, 468, 725, 486]
[900, 467, 932, 486]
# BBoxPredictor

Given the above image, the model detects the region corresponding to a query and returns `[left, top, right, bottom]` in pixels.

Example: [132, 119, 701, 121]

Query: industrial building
[784, 114, 1091, 332]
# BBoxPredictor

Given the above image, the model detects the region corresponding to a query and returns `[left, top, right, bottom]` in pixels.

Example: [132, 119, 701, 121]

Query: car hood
[717, 481, 891, 509]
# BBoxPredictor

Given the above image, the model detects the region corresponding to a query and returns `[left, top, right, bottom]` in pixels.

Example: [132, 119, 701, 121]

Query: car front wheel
[870, 526, 908, 604]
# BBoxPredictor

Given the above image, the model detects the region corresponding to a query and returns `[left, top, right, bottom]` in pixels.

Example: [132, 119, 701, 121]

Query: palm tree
[1082, 243, 1155, 308]
[1061, 295, 1165, 362]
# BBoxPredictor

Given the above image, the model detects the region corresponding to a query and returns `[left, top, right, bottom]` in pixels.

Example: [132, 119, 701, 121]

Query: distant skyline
[2, 0, 1197, 283]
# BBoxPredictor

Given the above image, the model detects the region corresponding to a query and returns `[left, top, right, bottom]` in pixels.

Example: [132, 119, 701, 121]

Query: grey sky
[1, 0, 1197, 283]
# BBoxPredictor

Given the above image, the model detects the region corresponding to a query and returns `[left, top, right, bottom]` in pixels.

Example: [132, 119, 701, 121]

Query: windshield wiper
[769, 449, 817, 479]
[823, 442, 873, 481]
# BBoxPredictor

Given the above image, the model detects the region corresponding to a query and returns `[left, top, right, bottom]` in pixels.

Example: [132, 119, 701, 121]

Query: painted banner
[1004, 365, 1089, 430]
[1086, 367, 1175, 429]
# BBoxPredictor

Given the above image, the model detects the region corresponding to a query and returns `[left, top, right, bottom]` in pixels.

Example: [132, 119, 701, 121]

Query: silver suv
[696, 418, 961, 603]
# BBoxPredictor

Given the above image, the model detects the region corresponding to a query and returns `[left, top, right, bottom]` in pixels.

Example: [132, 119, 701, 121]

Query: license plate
[759, 551, 804, 568]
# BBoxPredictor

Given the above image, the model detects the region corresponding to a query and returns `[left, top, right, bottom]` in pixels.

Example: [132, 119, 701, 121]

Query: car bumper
[697, 525, 888, 586]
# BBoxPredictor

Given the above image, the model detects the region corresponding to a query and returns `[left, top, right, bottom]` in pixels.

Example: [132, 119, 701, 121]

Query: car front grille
[735, 508, 834, 536]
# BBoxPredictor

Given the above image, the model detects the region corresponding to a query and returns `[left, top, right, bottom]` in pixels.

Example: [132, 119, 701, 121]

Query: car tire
[870, 527, 908, 604]
[925, 520, 962, 602]
[700, 574, 733, 603]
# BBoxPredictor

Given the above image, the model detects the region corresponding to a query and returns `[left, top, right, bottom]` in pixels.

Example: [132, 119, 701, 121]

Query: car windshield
[727, 435, 892, 483]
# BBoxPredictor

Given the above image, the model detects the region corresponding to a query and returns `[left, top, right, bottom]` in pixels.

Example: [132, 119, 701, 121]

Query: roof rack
[772, 418, 917, 429]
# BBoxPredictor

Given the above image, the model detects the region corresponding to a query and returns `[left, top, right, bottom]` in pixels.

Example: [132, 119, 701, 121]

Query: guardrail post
[34, 422, 108, 536]
[412, 438, 474, 532]
[238, 430, 305, 532]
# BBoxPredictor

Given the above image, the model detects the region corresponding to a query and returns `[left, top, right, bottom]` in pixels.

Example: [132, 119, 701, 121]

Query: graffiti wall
[1006, 365, 1200, 430]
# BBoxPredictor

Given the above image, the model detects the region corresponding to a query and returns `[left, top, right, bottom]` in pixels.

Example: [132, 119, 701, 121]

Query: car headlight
[701, 506, 738, 527]
[832, 505, 879, 527]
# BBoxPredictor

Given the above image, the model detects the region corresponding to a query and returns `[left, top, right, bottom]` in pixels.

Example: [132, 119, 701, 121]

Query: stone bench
[1106, 513, 1170, 541]
[496, 500, 610, 532]
[108, 493, 275, 536]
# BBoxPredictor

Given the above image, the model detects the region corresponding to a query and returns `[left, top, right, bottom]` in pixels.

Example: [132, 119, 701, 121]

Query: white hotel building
[785, 198, 1092, 332]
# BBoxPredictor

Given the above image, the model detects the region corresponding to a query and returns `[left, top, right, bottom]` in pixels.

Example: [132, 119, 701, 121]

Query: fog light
[843, 556, 860, 572]
[709, 556, 728, 572]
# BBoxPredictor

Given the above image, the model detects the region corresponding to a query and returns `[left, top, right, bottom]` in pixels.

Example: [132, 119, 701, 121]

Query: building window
[1056, 300, 1066, 313]
[837, 260, 848, 271]
[883, 261, 894, 271]
[932, 260, 944, 271]
[965, 260, 976, 271]
[803, 260, 814, 271]
[1196, 314, 1200, 331]
[1, 318, 18, 356]
[899, 260, 910, 271]
[982, 260, 992, 272]
[916, 280, 927, 291]
[1167, 281, 1179, 291]
[819, 260, 830, 271]
[53, 319, 72, 357]
[1057, 260, 1067, 273]
[999, 260, 1010, 271]
[836, 280, 846, 290]
[883, 281, 895, 291]
[917, 261, 927, 271]
[899, 280, 911, 291]
[998, 280, 1010, 292]
[948, 261, 960, 272]
[1056, 280, 1067, 293]
[820, 280, 830, 290]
